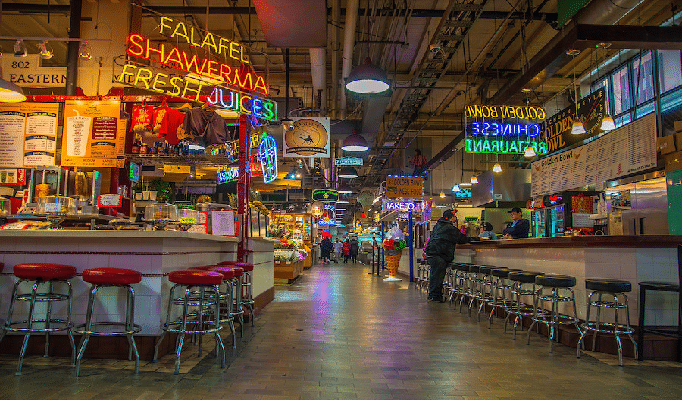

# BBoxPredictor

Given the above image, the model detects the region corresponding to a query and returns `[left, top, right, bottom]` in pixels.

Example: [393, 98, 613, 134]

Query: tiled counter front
[0, 231, 237, 335]
[454, 236, 681, 325]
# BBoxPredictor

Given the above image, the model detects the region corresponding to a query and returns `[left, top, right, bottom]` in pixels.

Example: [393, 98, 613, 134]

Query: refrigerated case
[548, 205, 566, 237]
[531, 208, 547, 237]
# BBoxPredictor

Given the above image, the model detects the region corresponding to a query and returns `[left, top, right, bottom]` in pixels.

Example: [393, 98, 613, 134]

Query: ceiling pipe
[309, 48, 327, 112]
[340, 0, 359, 119]
[331, 0, 340, 119]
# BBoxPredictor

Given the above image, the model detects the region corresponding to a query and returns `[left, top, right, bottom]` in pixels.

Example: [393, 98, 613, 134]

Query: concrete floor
[0, 261, 681, 399]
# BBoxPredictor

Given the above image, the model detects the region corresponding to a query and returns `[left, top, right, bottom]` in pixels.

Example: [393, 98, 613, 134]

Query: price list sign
[61, 100, 126, 168]
[0, 103, 58, 167]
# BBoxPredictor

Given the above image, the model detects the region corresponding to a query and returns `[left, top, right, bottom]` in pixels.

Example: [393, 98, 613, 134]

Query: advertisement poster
[61, 100, 126, 168]
[0, 103, 58, 167]
[283, 117, 330, 158]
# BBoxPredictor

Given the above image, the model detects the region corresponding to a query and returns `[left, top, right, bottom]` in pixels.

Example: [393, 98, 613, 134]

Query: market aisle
[0, 260, 681, 399]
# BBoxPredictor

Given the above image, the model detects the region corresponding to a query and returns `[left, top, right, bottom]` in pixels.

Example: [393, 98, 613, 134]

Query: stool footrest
[161, 322, 223, 335]
[15, 292, 70, 302]
[580, 321, 634, 335]
[3, 319, 72, 333]
[74, 322, 142, 336]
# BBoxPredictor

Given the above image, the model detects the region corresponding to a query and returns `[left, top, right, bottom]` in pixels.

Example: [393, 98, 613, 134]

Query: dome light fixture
[524, 146, 537, 158]
[600, 115, 616, 131]
[338, 166, 358, 179]
[345, 57, 390, 94]
[341, 131, 369, 152]
[493, 163, 503, 173]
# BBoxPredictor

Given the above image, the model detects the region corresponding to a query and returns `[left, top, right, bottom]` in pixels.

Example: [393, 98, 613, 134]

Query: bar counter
[453, 235, 681, 323]
[0, 230, 274, 337]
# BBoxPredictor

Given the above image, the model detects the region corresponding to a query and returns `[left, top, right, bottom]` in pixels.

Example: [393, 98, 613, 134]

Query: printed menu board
[531, 114, 657, 197]
[0, 103, 58, 167]
[61, 100, 126, 168]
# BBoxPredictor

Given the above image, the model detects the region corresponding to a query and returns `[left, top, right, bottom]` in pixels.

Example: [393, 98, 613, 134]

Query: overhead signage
[386, 176, 424, 198]
[464, 104, 548, 155]
[217, 166, 239, 183]
[258, 134, 278, 183]
[312, 189, 339, 202]
[334, 157, 363, 166]
[0, 103, 58, 167]
[1, 55, 66, 88]
[540, 88, 606, 153]
[382, 200, 423, 212]
[318, 203, 336, 225]
[60, 100, 126, 168]
[283, 117, 330, 158]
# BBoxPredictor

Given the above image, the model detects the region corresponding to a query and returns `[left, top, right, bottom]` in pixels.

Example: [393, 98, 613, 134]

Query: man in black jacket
[425, 209, 469, 302]
[502, 207, 530, 239]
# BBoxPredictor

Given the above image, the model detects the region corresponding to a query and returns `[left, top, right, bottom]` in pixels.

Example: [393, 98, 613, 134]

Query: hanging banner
[540, 88, 606, 154]
[283, 117, 330, 158]
[386, 175, 424, 198]
[0, 103, 58, 168]
[61, 100, 126, 168]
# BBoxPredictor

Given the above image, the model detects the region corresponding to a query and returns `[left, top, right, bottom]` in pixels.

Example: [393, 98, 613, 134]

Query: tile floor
[0, 261, 681, 400]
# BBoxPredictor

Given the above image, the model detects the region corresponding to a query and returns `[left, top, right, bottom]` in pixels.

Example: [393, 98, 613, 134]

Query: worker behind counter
[502, 207, 530, 239]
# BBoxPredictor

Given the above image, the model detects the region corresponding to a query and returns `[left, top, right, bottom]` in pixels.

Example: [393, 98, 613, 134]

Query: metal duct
[340, 0, 358, 119]
[471, 170, 531, 207]
[309, 48, 327, 111]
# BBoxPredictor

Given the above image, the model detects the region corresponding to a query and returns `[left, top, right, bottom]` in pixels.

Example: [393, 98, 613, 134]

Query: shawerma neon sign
[115, 15, 276, 121]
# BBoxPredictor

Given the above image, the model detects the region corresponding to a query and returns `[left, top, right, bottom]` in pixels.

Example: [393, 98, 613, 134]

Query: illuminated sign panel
[465, 104, 547, 155]
[258, 135, 278, 183]
[386, 176, 424, 198]
[312, 189, 339, 202]
[318, 204, 336, 225]
[334, 157, 363, 166]
[382, 200, 423, 212]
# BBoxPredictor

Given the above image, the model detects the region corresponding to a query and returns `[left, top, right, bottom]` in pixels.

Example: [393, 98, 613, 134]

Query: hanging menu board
[0, 103, 58, 167]
[61, 100, 126, 168]
[531, 113, 657, 197]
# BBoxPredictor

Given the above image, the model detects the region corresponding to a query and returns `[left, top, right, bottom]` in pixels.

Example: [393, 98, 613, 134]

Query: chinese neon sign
[465, 104, 547, 155]
[258, 135, 278, 183]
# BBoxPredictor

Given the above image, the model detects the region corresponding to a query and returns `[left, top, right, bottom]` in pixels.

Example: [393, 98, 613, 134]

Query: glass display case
[531, 208, 547, 237]
[549, 205, 565, 237]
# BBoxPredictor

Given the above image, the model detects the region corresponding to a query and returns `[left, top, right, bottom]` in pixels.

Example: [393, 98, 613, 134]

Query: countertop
[461, 235, 682, 249]
[0, 230, 239, 242]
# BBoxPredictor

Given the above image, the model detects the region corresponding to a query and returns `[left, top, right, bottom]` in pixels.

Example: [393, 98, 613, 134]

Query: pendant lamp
[0, 67, 26, 103]
[452, 184, 461, 192]
[601, 115, 616, 131]
[493, 163, 503, 173]
[439, 191, 446, 198]
[524, 146, 537, 157]
[470, 176, 478, 184]
[345, 57, 390, 94]
[341, 131, 369, 152]
[567, 49, 585, 135]
[338, 166, 359, 178]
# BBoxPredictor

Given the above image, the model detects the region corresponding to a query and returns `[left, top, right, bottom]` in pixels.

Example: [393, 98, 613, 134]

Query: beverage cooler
[548, 204, 566, 237]
[529, 192, 599, 237]
[531, 208, 547, 237]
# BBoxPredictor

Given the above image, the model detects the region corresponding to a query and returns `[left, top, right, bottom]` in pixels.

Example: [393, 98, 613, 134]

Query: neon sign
[465, 139, 548, 155]
[318, 204, 336, 225]
[468, 122, 540, 137]
[465, 105, 546, 120]
[217, 166, 239, 183]
[383, 200, 423, 212]
[258, 134, 278, 183]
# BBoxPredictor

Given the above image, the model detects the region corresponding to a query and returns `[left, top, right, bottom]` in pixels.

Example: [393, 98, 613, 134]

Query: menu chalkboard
[531, 114, 657, 197]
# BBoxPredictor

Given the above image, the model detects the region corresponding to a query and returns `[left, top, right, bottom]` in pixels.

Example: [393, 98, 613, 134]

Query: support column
[65, 0, 82, 96]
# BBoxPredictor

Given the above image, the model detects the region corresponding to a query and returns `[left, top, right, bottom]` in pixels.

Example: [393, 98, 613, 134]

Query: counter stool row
[0, 261, 254, 376]
[445, 263, 638, 365]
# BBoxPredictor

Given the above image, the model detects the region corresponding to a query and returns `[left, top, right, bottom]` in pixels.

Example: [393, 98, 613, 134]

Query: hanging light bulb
[601, 115, 616, 131]
[38, 40, 53, 59]
[78, 42, 92, 60]
[470, 175, 478, 184]
[13, 40, 27, 57]
[524, 146, 537, 158]
[439, 191, 446, 198]
[493, 163, 503, 173]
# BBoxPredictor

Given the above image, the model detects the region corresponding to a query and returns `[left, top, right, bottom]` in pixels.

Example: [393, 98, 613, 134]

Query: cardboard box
[664, 151, 682, 172]
[676, 131, 682, 151]
[674, 120, 682, 133]
[657, 134, 677, 155]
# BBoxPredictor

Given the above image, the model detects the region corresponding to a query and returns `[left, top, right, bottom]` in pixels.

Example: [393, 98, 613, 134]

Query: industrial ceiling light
[345, 57, 390, 94]
[38, 40, 53, 59]
[524, 146, 537, 157]
[341, 131, 369, 152]
[439, 191, 446, 198]
[337, 183, 353, 194]
[470, 175, 478, 184]
[13, 40, 27, 57]
[492, 163, 503, 173]
[452, 184, 461, 192]
[600, 115, 616, 131]
[338, 166, 358, 178]
[0, 68, 26, 102]
[78, 42, 92, 60]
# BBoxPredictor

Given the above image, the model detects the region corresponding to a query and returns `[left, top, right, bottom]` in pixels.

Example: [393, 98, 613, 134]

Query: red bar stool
[74, 268, 142, 376]
[219, 261, 254, 327]
[154, 270, 225, 374]
[226, 266, 245, 336]
[0, 263, 77, 375]
[190, 265, 237, 348]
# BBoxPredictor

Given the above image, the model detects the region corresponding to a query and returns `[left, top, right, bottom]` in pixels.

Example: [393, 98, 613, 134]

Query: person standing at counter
[502, 207, 530, 239]
[425, 209, 469, 302]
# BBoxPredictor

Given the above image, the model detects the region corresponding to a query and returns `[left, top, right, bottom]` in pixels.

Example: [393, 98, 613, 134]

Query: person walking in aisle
[342, 239, 351, 263]
[350, 237, 359, 263]
[333, 239, 343, 262]
[320, 236, 333, 263]
[425, 209, 468, 302]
